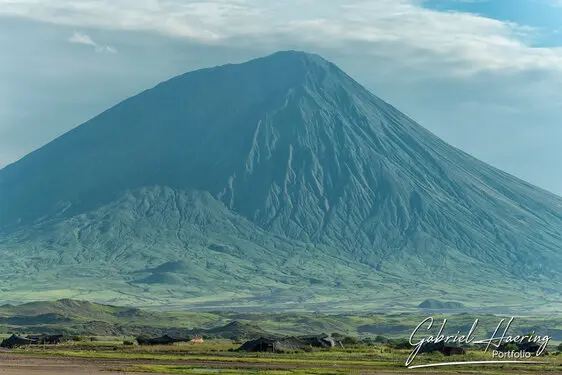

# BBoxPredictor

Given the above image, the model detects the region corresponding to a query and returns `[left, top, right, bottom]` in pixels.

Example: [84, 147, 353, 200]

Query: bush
[390, 338, 411, 349]
[557, 343, 562, 352]
[123, 340, 134, 346]
[504, 343, 519, 351]
[374, 335, 390, 344]
[362, 337, 376, 346]
[341, 336, 359, 345]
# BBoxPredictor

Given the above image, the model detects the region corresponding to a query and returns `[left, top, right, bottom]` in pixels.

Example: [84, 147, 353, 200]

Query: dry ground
[2, 350, 562, 375]
[0, 352, 497, 375]
[0, 352, 168, 374]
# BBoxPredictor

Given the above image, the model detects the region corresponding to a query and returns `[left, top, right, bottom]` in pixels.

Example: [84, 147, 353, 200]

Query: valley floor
[0, 352, 168, 374]
[4, 353, 558, 375]
[2, 345, 562, 375]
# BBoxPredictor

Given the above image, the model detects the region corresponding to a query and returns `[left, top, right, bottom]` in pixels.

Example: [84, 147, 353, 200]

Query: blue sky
[424, 0, 562, 46]
[1, 0, 562, 195]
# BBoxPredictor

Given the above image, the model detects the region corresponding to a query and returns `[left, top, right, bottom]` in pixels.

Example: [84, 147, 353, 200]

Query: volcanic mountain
[1, 51, 561, 312]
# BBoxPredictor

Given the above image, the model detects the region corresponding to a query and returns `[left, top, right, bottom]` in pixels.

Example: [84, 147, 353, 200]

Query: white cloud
[0, 0, 560, 75]
[68, 31, 117, 53]
[68, 31, 96, 47]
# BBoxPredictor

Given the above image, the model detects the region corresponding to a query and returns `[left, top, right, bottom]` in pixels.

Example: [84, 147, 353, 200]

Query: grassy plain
[5, 339, 562, 375]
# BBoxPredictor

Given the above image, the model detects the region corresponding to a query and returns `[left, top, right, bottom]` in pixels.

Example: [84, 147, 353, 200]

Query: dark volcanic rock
[418, 299, 465, 309]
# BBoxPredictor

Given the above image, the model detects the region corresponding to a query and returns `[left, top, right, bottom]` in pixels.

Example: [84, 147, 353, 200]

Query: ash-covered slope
[1, 51, 561, 309]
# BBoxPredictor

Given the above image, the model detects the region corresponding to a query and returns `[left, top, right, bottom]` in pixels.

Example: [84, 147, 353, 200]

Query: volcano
[1, 51, 561, 311]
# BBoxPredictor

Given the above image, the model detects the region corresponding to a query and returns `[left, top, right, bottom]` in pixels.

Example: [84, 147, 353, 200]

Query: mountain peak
[251, 50, 331, 67]
[162, 50, 348, 102]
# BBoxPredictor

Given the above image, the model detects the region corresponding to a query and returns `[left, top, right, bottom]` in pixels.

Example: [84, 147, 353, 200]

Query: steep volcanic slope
[1, 51, 561, 310]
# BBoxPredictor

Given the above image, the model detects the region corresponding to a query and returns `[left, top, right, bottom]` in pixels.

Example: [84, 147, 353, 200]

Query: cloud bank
[0, 0, 561, 75]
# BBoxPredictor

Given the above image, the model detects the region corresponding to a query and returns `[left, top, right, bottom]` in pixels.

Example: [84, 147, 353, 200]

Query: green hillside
[1, 299, 562, 343]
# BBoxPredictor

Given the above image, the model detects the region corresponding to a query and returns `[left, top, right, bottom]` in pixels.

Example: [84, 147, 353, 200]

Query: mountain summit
[1, 51, 562, 311]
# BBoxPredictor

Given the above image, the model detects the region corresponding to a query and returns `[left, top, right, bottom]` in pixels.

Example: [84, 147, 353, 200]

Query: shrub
[123, 340, 134, 346]
[390, 339, 411, 349]
[362, 337, 376, 346]
[374, 335, 390, 344]
[341, 336, 359, 345]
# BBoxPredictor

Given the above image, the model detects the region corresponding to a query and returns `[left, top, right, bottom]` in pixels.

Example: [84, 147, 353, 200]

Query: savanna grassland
[2, 337, 562, 375]
[2, 299, 562, 374]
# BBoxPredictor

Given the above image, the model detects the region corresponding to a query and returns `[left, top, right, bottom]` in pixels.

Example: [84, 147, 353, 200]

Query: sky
[1, 0, 561, 195]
